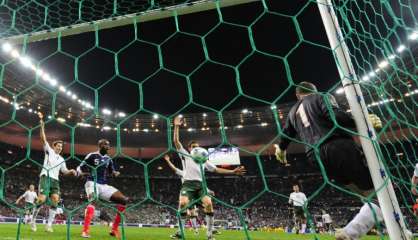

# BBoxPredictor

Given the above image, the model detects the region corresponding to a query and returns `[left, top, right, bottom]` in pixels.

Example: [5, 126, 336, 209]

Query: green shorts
[39, 175, 60, 196]
[180, 180, 208, 203]
[24, 202, 35, 211]
[293, 206, 306, 220]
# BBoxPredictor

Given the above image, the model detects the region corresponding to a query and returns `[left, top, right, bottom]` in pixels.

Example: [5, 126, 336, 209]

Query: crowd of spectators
[0, 142, 417, 232]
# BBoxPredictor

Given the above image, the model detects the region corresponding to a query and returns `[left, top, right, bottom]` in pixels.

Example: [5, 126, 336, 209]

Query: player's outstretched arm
[215, 166, 246, 176]
[173, 116, 184, 150]
[273, 144, 289, 166]
[164, 154, 184, 177]
[60, 162, 77, 176]
[321, 95, 357, 128]
[108, 159, 120, 177]
[38, 112, 48, 146]
[164, 154, 178, 172]
[15, 193, 24, 204]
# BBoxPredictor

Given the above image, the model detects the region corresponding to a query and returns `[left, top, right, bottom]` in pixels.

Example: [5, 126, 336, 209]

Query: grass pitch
[0, 224, 385, 240]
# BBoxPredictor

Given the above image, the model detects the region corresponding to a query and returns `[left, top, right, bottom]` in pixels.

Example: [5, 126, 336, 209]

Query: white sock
[301, 223, 306, 233]
[178, 216, 186, 234]
[344, 202, 383, 239]
[31, 206, 41, 224]
[191, 217, 198, 230]
[205, 214, 214, 237]
[47, 208, 57, 227]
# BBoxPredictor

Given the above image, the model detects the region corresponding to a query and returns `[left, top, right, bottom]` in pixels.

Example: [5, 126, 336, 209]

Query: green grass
[0, 224, 385, 240]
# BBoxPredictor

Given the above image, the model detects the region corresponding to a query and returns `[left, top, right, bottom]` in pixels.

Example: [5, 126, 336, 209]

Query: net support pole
[316, 1, 410, 239]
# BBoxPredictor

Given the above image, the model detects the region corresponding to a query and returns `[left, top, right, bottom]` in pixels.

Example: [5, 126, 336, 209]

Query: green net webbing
[0, 0, 416, 239]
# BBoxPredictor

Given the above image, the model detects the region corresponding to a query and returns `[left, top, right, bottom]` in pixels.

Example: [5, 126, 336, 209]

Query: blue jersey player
[77, 139, 128, 238]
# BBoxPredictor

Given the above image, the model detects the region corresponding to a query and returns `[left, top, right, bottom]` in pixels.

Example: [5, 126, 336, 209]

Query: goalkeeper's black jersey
[278, 93, 356, 154]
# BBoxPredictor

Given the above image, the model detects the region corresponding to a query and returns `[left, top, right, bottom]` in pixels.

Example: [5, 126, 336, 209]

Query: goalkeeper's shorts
[318, 138, 374, 191]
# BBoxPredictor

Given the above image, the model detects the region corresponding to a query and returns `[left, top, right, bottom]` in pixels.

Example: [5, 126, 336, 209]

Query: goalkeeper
[273, 82, 383, 240]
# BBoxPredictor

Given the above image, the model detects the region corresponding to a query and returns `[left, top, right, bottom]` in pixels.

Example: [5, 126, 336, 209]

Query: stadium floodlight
[241, 109, 249, 114]
[41, 73, 51, 82]
[270, 105, 277, 110]
[143, 128, 149, 132]
[178, 114, 183, 118]
[236, 124, 243, 129]
[336, 87, 344, 94]
[396, 45, 406, 53]
[57, 117, 66, 123]
[11, 49, 19, 58]
[66, 91, 72, 96]
[202, 113, 207, 117]
[368, 71, 376, 77]
[102, 126, 111, 131]
[388, 54, 396, 60]
[85, 102, 93, 109]
[2, 42, 12, 53]
[362, 76, 370, 81]
[260, 122, 268, 127]
[118, 112, 126, 118]
[49, 78, 58, 86]
[187, 128, 194, 132]
[59, 86, 66, 92]
[102, 108, 112, 115]
[71, 94, 77, 100]
[153, 114, 159, 119]
[408, 31, 418, 40]
[19, 56, 32, 68]
[77, 123, 91, 127]
[36, 68, 44, 76]
[378, 60, 389, 68]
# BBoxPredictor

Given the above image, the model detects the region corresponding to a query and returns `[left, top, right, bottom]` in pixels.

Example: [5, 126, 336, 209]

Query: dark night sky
[0, 0, 415, 118]
[1, 1, 343, 116]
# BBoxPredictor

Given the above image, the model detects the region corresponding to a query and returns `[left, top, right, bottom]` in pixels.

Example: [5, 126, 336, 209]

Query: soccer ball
[190, 147, 209, 163]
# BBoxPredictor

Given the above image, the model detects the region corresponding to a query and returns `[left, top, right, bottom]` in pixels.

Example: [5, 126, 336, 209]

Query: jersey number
[296, 104, 310, 128]
[94, 159, 100, 165]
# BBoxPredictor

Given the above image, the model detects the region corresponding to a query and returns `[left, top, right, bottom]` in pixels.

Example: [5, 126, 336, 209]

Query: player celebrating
[16, 184, 37, 224]
[30, 112, 77, 232]
[77, 139, 128, 238]
[173, 116, 246, 240]
[288, 184, 307, 234]
[273, 82, 384, 240]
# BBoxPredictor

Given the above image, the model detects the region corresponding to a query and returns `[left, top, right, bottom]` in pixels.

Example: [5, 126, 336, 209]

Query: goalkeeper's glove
[274, 144, 287, 165]
[368, 113, 382, 129]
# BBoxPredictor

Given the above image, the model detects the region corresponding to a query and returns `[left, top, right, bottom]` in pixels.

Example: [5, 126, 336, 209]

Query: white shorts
[85, 181, 118, 201]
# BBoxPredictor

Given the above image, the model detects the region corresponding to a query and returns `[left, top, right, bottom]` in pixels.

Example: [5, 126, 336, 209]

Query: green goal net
[0, 0, 416, 239]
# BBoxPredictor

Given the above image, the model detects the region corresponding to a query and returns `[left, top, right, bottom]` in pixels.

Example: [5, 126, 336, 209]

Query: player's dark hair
[52, 140, 63, 147]
[188, 140, 198, 148]
[296, 82, 317, 95]
[98, 139, 109, 146]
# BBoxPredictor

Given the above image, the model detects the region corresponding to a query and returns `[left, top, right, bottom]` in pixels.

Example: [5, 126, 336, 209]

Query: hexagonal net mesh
[0, 0, 416, 239]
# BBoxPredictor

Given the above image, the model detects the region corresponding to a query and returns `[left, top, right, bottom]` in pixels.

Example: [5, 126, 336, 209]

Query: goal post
[0, 0, 259, 44]
[316, 0, 410, 239]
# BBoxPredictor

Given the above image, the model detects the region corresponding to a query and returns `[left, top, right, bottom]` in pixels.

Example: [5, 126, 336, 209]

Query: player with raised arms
[30, 112, 77, 232]
[173, 116, 246, 240]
